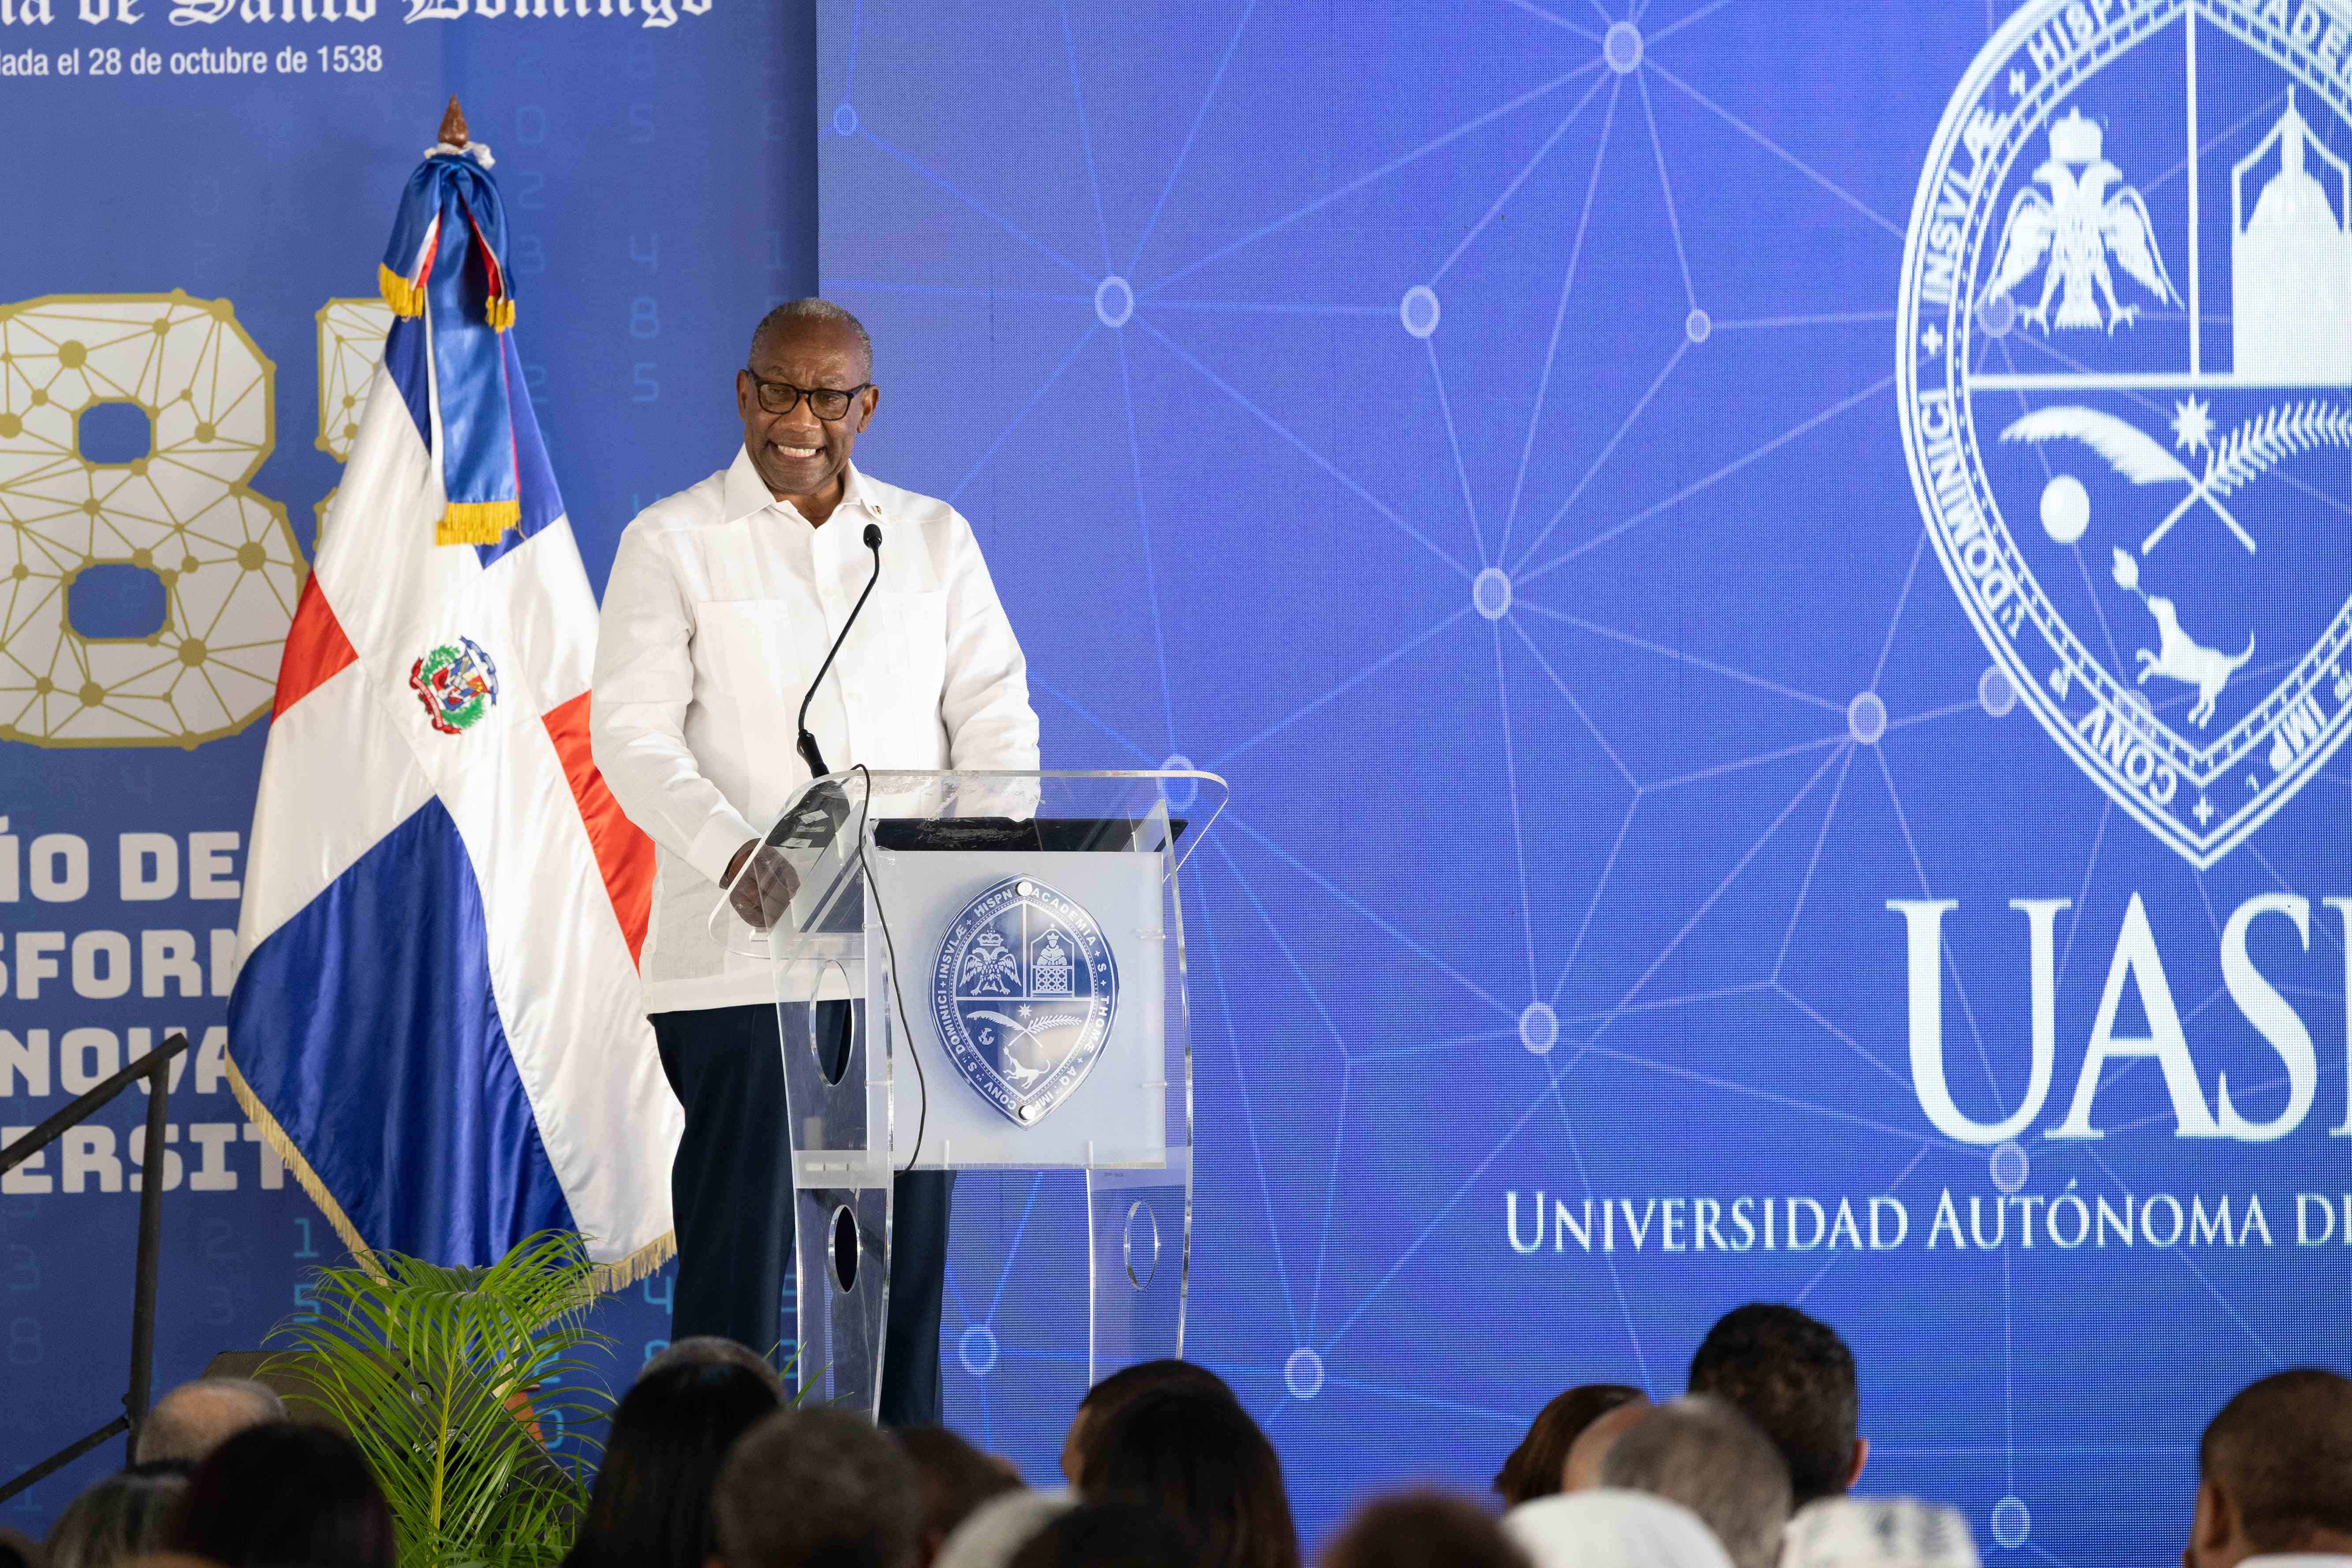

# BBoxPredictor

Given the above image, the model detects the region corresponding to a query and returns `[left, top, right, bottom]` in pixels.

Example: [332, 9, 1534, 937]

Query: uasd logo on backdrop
[1893, 0, 2352, 1148]
[1901, 0, 2352, 870]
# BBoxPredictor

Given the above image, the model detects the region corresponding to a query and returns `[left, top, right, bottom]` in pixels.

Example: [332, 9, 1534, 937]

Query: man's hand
[724, 837, 803, 931]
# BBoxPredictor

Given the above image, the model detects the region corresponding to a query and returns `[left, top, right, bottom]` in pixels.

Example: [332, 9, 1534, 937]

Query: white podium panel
[734, 769, 1223, 1413]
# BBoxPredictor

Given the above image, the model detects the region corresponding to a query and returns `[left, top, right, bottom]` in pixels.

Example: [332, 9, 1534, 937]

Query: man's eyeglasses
[743, 369, 871, 421]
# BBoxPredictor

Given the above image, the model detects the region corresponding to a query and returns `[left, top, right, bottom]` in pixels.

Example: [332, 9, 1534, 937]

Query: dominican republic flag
[228, 138, 679, 1287]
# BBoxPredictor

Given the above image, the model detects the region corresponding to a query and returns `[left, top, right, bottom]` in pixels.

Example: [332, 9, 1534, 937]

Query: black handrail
[0, 1030, 193, 1501]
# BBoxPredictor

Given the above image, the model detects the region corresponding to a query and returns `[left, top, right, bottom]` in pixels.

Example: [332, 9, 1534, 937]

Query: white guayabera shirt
[591, 448, 1041, 1014]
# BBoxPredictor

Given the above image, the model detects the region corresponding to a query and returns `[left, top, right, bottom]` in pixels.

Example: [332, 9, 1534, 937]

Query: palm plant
[270, 1230, 612, 1568]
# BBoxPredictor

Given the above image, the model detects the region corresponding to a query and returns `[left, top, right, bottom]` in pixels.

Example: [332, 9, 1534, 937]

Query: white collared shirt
[591, 449, 1041, 1013]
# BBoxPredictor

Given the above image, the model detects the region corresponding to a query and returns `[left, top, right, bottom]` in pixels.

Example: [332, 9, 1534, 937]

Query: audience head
[1687, 1304, 1863, 1508]
[566, 1359, 781, 1568]
[638, 1336, 788, 1398]
[936, 1493, 1075, 1568]
[714, 1409, 920, 1568]
[1007, 1505, 1194, 1568]
[44, 1463, 188, 1568]
[1503, 1491, 1734, 1568]
[0, 1528, 42, 1568]
[1079, 1385, 1299, 1568]
[134, 1379, 285, 1466]
[2189, 1368, 2352, 1568]
[1324, 1492, 1531, 1568]
[1600, 1397, 1791, 1568]
[1564, 1400, 1654, 1496]
[1061, 1359, 1237, 1486]
[171, 1422, 394, 1568]
[1781, 1499, 1979, 1568]
[897, 1427, 1022, 1568]
[1493, 1385, 1649, 1505]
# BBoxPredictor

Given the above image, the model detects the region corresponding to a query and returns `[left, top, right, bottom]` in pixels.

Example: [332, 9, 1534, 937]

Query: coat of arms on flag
[410, 638, 500, 734]
[226, 101, 680, 1287]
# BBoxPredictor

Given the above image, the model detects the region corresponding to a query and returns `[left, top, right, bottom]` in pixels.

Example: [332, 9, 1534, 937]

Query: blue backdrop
[0, 0, 812, 1519]
[817, 0, 2352, 1559]
[7, 3, 2352, 1564]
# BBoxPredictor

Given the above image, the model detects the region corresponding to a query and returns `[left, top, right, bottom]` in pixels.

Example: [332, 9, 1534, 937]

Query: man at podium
[590, 298, 1041, 1423]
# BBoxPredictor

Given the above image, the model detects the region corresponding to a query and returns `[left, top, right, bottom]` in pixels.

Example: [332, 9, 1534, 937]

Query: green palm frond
[268, 1231, 613, 1568]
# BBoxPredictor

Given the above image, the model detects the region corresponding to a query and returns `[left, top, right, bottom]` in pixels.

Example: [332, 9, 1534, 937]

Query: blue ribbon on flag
[378, 150, 520, 547]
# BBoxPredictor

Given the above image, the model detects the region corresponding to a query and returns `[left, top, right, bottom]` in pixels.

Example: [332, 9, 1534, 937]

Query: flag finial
[439, 96, 469, 150]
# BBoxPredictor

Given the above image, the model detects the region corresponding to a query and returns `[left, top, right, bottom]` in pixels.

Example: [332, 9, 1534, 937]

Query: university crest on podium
[931, 877, 1118, 1125]
[1900, 0, 2352, 866]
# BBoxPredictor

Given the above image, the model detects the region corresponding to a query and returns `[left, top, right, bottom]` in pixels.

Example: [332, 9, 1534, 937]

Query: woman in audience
[1503, 1490, 1732, 1568]
[564, 1360, 782, 1568]
[1078, 1386, 1299, 1568]
[170, 1422, 395, 1568]
[1059, 1358, 1237, 1485]
[45, 1462, 189, 1568]
[1323, 1492, 1530, 1568]
[1495, 1386, 1648, 1506]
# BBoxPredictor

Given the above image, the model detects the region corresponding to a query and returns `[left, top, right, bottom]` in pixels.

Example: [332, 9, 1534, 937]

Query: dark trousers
[651, 1001, 953, 1426]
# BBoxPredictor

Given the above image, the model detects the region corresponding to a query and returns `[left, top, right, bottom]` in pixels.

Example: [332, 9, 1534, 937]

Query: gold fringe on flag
[377, 263, 425, 319]
[437, 499, 519, 546]
[590, 1230, 678, 1293]
[486, 296, 515, 332]
[224, 1053, 384, 1282]
[228, 1051, 677, 1297]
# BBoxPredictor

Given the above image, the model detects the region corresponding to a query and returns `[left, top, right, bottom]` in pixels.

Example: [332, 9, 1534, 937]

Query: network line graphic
[820, 1, 2352, 1557]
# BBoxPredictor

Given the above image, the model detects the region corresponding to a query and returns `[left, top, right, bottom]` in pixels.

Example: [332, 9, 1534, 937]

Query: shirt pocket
[694, 599, 803, 819]
[871, 589, 948, 735]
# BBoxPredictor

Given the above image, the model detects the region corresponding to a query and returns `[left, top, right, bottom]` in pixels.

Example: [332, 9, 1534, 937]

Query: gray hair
[715, 1408, 920, 1568]
[134, 1377, 286, 1464]
[44, 1466, 189, 1568]
[1600, 1396, 1792, 1568]
[751, 298, 874, 378]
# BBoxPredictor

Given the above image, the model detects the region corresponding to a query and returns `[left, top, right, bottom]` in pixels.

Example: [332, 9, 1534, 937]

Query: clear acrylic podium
[739, 769, 1225, 1417]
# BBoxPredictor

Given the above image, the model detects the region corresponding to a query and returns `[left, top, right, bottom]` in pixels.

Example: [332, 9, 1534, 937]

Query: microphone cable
[850, 762, 928, 1172]
[796, 521, 884, 779]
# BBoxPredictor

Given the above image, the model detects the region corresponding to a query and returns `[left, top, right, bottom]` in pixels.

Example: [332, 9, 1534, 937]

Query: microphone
[795, 521, 885, 780]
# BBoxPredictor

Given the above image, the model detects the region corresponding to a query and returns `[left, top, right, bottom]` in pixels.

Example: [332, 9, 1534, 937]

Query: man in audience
[1686, 1303, 1866, 1509]
[1503, 1490, 1732, 1568]
[1059, 1358, 1237, 1485]
[713, 1409, 920, 1568]
[1599, 1396, 1791, 1568]
[1781, 1499, 1978, 1568]
[133, 1378, 285, 1465]
[899, 1427, 1022, 1568]
[1562, 1397, 1651, 1493]
[937, 1493, 1074, 1568]
[2186, 1369, 2352, 1568]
